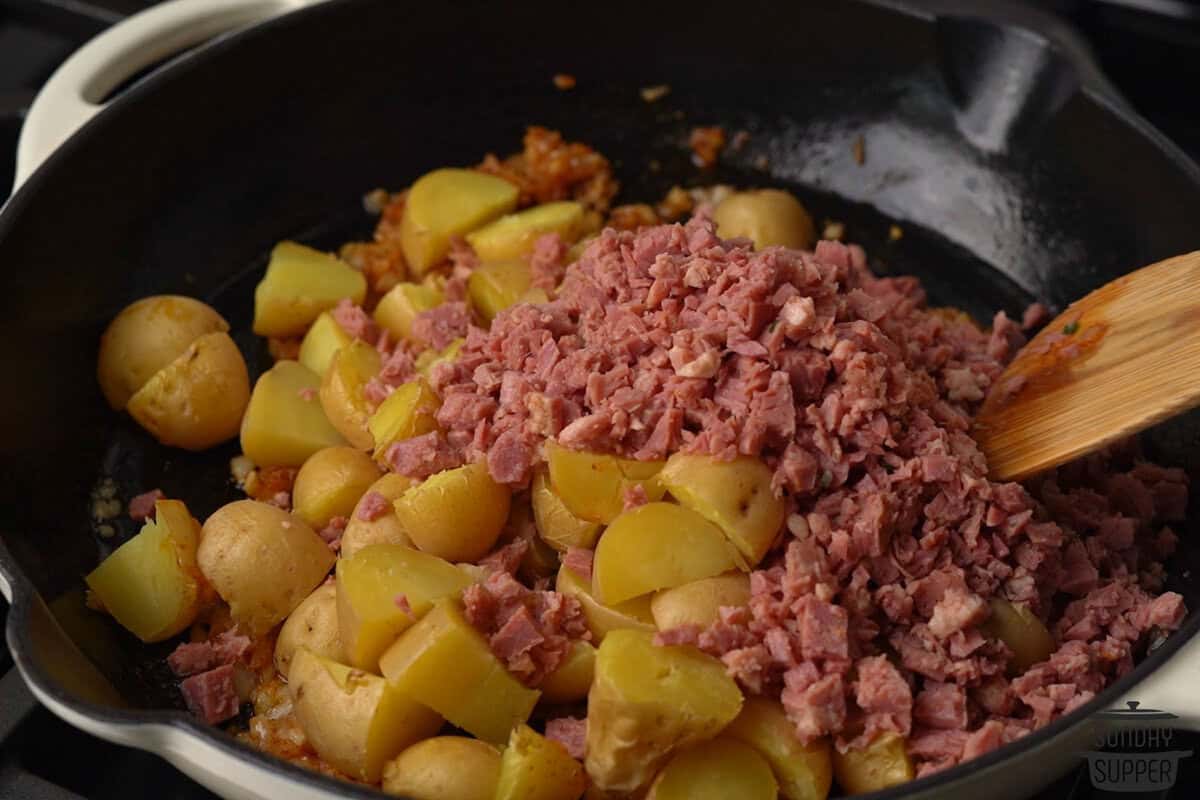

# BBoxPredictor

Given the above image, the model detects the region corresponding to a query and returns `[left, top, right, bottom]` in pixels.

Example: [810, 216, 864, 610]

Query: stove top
[3, 0, 1200, 798]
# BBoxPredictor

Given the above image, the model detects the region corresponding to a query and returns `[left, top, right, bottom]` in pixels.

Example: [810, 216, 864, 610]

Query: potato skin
[725, 697, 833, 800]
[382, 736, 502, 800]
[292, 446, 381, 529]
[97, 295, 228, 410]
[395, 461, 511, 562]
[125, 331, 250, 450]
[495, 723, 587, 800]
[198, 500, 335, 634]
[340, 473, 415, 559]
[646, 738, 777, 800]
[274, 583, 340, 679]
[713, 189, 815, 250]
[831, 732, 913, 795]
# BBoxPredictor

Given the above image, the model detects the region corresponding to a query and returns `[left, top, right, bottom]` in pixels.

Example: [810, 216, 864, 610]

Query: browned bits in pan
[478, 126, 618, 213]
[552, 73, 576, 90]
[689, 125, 727, 168]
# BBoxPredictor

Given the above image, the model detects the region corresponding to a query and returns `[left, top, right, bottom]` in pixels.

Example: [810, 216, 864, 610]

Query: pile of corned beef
[377, 212, 1189, 776]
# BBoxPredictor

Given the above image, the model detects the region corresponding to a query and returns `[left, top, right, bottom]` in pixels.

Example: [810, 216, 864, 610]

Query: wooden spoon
[975, 251, 1200, 482]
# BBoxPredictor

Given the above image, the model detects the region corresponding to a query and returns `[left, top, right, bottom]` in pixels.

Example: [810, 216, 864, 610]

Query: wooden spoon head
[976, 251, 1200, 482]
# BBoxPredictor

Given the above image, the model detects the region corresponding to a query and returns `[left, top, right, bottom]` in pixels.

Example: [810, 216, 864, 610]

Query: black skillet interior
[3, 0, 1200, 792]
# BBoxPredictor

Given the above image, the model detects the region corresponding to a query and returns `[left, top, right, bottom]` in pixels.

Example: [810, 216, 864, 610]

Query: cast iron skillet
[3, 0, 1200, 798]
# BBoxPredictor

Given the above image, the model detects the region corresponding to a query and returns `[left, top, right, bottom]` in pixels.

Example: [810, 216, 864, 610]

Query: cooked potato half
[713, 189, 815, 250]
[198, 500, 335, 634]
[659, 453, 786, 568]
[126, 331, 250, 451]
[252, 241, 367, 337]
[592, 503, 740, 606]
[545, 441, 665, 524]
[85, 499, 204, 642]
[394, 461, 511, 562]
[379, 599, 539, 744]
[586, 629, 743, 793]
[646, 738, 777, 800]
[650, 573, 751, 632]
[496, 723, 587, 800]
[337, 544, 472, 671]
[368, 379, 440, 461]
[467, 260, 532, 323]
[292, 446, 381, 529]
[466, 201, 585, 262]
[725, 697, 833, 800]
[274, 583, 341, 679]
[97, 295, 228, 410]
[531, 468, 601, 552]
[981, 598, 1055, 673]
[298, 310, 353, 377]
[341, 473, 416, 559]
[373, 282, 444, 342]
[414, 337, 465, 377]
[240, 360, 346, 467]
[831, 732, 914, 795]
[382, 736, 502, 800]
[539, 640, 596, 704]
[555, 565, 656, 643]
[400, 168, 520, 274]
[320, 340, 382, 450]
[289, 647, 442, 783]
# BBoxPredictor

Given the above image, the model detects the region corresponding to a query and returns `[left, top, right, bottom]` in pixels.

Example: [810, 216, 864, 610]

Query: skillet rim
[2, 0, 1199, 798]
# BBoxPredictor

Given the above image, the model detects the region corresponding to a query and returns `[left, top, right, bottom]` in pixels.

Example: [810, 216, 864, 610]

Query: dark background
[1, 0, 1200, 797]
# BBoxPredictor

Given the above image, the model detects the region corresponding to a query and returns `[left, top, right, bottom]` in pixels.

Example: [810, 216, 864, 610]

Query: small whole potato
[713, 189, 815, 251]
[292, 446, 382, 529]
[382, 736, 503, 800]
[341, 473, 415, 559]
[395, 461, 511, 562]
[126, 331, 251, 450]
[274, 583, 340, 679]
[198, 500, 334, 634]
[97, 294, 228, 410]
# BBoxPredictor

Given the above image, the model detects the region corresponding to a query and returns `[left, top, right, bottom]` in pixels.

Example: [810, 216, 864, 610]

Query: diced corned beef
[655, 625, 702, 647]
[317, 516, 347, 552]
[297, 386, 318, 402]
[412, 301, 471, 350]
[853, 655, 913, 742]
[395, 594, 412, 614]
[545, 716, 587, 760]
[356, 491, 390, 521]
[128, 489, 164, 521]
[211, 628, 253, 664]
[1021, 303, 1050, 331]
[782, 672, 846, 743]
[491, 605, 545, 661]
[562, 547, 593, 581]
[798, 596, 849, 660]
[530, 233, 569, 293]
[913, 682, 967, 730]
[180, 664, 240, 724]
[928, 587, 988, 639]
[963, 720, 1006, 760]
[385, 433, 461, 479]
[332, 299, 379, 343]
[168, 641, 215, 677]
[479, 538, 529, 576]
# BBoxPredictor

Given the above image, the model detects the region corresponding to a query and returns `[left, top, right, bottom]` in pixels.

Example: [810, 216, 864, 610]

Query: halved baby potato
[275, 583, 341, 679]
[545, 441, 665, 524]
[240, 360, 346, 467]
[320, 340, 382, 450]
[495, 723, 587, 800]
[368, 379, 440, 461]
[831, 732, 914, 795]
[383, 736, 502, 800]
[725, 697, 833, 800]
[555, 565, 656, 642]
[465, 201, 585, 262]
[982, 598, 1055, 673]
[539, 640, 596, 704]
[85, 499, 204, 642]
[253, 241, 367, 337]
[712, 189, 815, 251]
[650, 572, 751, 632]
[374, 282, 444, 342]
[646, 738, 777, 800]
[400, 168, 520, 274]
[467, 260, 532, 322]
[394, 461, 510, 562]
[341, 473, 416, 559]
[531, 467, 601, 552]
[298, 310, 353, 377]
[292, 445, 381, 529]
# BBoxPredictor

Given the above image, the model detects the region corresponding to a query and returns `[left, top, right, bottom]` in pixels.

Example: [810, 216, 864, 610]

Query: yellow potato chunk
[981, 598, 1055, 673]
[368, 379, 440, 461]
[289, 647, 442, 783]
[540, 640, 596, 704]
[586, 629, 743, 793]
[374, 282, 444, 342]
[85, 499, 203, 642]
[415, 337, 465, 377]
[292, 445, 381, 529]
[341, 473, 416, 559]
[382, 737, 502, 800]
[496, 723, 587, 800]
[545, 441, 665, 524]
[298, 310, 353, 377]
[379, 599, 540, 744]
[646, 738, 777, 800]
[593, 503, 739, 606]
[400, 168, 520, 274]
[466, 201, 585, 262]
[126, 331, 250, 451]
[831, 732, 914, 795]
[467, 260, 532, 322]
[320, 340, 382, 449]
[660, 453, 786, 568]
[555, 565, 655, 642]
[650, 573, 751, 631]
[240, 360, 346, 467]
[713, 189, 815, 250]
[336, 544, 472, 671]
[725, 697, 833, 800]
[197, 500, 335, 634]
[531, 468, 600, 552]
[97, 295, 228, 410]
[252, 241, 367, 337]
[394, 461, 511, 562]
[275, 583, 341, 679]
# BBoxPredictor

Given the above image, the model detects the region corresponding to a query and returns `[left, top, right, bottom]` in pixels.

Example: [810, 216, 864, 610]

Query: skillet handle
[13, 0, 323, 192]
[1118, 634, 1200, 729]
